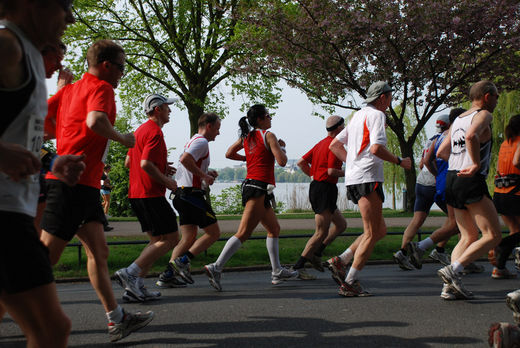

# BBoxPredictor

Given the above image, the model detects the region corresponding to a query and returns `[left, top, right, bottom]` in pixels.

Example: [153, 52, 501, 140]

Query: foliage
[210, 184, 284, 214]
[105, 116, 133, 216]
[65, 0, 281, 135]
[232, 0, 520, 209]
[215, 166, 316, 183]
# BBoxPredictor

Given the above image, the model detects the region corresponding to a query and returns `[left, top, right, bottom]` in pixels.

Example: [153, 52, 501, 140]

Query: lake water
[208, 182, 406, 211]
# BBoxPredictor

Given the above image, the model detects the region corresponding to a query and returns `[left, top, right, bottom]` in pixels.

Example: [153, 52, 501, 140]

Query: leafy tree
[232, 0, 520, 209]
[65, 0, 280, 134]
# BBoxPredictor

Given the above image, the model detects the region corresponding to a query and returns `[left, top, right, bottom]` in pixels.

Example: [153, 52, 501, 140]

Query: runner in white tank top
[436, 80, 501, 300]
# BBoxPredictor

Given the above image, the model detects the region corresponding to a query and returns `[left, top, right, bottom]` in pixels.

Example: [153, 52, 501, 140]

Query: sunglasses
[109, 61, 125, 74]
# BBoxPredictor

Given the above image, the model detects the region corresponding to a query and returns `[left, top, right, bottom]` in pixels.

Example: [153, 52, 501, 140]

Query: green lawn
[54, 227, 459, 280]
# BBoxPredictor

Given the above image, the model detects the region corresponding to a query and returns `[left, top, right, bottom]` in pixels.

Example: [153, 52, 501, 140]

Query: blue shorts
[414, 183, 435, 213]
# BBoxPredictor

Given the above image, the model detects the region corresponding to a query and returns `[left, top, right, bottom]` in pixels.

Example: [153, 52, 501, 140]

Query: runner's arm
[370, 144, 411, 170]
[329, 138, 347, 162]
[179, 152, 215, 185]
[225, 138, 245, 161]
[86, 111, 135, 148]
[141, 159, 177, 190]
[514, 142, 520, 170]
[297, 158, 311, 177]
[266, 132, 287, 167]
[423, 140, 438, 176]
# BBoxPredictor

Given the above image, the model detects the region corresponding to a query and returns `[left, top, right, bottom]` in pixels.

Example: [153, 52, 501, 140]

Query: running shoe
[440, 283, 465, 301]
[406, 241, 425, 269]
[462, 262, 485, 274]
[155, 266, 187, 289]
[272, 267, 299, 285]
[429, 249, 451, 266]
[114, 268, 144, 301]
[488, 322, 520, 348]
[507, 289, 520, 325]
[204, 263, 222, 291]
[171, 257, 194, 284]
[393, 250, 414, 271]
[309, 255, 324, 272]
[294, 267, 316, 280]
[513, 248, 520, 271]
[108, 309, 154, 342]
[437, 265, 474, 299]
[122, 288, 160, 303]
[327, 256, 347, 285]
[338, 280, 372, 297]
[492, 267, 518, 279]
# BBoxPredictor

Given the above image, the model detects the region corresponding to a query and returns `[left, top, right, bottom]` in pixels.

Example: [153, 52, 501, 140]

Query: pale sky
[46, 77, 438, 169]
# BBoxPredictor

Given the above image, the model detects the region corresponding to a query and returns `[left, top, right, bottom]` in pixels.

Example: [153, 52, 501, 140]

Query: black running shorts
[41, 179, 107, 241]
[130, 197, 178, 236]
[0, 211, 54, 294]
[346, 182, 385, 205]
[172, 189, 217, 228]
[445, 171, 491, 210]
[241, 179, 274, 208]
[493, 192, 520, 216]
[309, 180, 338, 214]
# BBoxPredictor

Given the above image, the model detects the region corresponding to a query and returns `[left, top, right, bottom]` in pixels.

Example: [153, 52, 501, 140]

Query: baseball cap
[143, 94, 178, 114]
[364, 81, 393, 104]
[436, 114, 450, 128]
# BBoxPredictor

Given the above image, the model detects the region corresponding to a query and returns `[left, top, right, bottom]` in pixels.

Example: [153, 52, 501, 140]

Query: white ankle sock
[452, 261, 463, 274]
[418, 237, 434, 251]
[215, 236, 242, 272]
[106, 305, 124, 323]
[339, 248, 354, 265]
[127, 262, 141, 277]
[266, 237, 282, 272]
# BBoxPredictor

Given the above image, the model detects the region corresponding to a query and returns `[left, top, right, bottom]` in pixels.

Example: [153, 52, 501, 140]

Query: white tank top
[448, 110, 492, 176]
[0, 21, 47, 217]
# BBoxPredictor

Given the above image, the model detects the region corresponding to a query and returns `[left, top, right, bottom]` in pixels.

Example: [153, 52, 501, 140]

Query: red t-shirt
[46, 73, 116, 189]
[244, 129, 275, 184]
[302, 136, 343, 184]
[128, 119, 167, 198]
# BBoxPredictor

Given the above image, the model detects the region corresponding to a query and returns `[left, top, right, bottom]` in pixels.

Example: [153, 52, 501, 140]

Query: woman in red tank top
[203, 104, 298, 291]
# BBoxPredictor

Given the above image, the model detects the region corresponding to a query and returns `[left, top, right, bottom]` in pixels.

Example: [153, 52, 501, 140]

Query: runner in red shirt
[40, 40, 154, 342]
[114, 94, 181, 303]
[204, 104, 297, 291]
[291, 115, 347, 280]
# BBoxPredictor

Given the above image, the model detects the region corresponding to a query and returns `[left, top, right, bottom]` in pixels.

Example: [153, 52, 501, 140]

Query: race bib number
[26, 115, 44, 155]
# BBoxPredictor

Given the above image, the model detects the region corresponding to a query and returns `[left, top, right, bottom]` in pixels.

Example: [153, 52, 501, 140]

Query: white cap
[143, 94, 178, 114]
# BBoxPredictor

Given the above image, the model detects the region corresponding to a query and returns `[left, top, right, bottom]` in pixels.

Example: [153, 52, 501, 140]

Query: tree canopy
[232, 0, 520, 209]
[65, 0, 280, 134]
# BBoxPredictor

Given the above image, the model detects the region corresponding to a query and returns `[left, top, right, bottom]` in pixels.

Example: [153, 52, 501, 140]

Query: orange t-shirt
[495, 136, 520, 195]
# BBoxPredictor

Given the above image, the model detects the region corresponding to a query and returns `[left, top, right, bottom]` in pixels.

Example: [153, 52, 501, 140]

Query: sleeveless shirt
[244, 130, 275, 184]
[0, 21, 47, 217]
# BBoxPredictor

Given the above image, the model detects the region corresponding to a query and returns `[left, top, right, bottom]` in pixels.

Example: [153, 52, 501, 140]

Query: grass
[54, 227, 459, 280]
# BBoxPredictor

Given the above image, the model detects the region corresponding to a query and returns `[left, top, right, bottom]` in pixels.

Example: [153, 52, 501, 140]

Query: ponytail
[238, 116, 251, 138]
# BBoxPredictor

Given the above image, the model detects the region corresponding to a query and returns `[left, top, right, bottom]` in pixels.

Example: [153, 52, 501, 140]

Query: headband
[326, 118, 344, 132]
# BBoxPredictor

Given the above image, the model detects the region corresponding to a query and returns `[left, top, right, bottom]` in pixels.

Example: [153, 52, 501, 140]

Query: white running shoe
[272, 267, 298, 285]
[108, 309, 154, 342]
[393, 250, 414, 271]
[115, 268, 144, 301]
[429, 249, 451, 266]
[204, 263, 222, 291]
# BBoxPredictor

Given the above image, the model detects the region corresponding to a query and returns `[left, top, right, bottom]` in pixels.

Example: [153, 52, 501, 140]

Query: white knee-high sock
[266, 236, 282, 272]
[214, 236, 242, 272]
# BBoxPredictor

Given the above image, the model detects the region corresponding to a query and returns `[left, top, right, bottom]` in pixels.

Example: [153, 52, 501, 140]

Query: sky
[46, 76, 438, 169]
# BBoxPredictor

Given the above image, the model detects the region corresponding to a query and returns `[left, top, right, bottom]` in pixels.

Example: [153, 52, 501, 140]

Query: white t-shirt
[175, 134, 210, 189]
[336, 105, 387, 185]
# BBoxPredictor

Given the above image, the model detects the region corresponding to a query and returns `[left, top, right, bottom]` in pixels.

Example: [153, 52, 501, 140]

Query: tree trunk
[399, 139, 417, 212]
[186, 102, 205, 136]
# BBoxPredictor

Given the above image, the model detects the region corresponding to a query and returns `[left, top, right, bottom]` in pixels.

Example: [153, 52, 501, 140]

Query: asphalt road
[0, 262, 517, 348]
